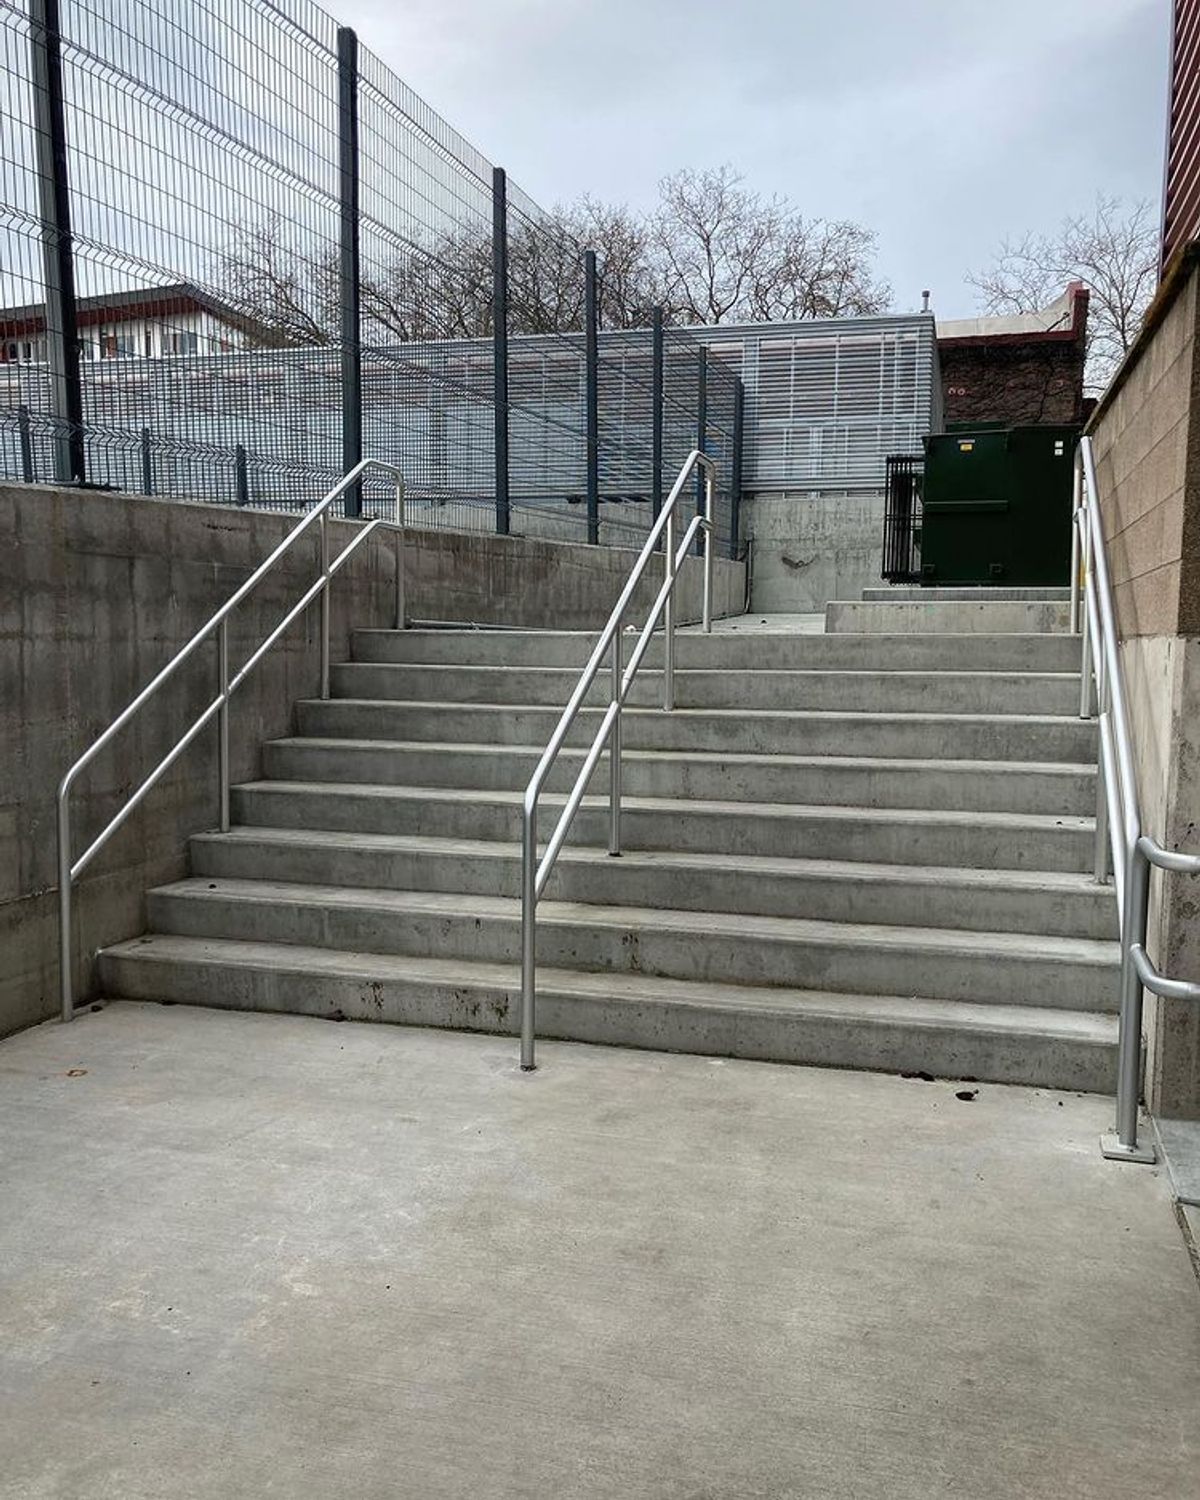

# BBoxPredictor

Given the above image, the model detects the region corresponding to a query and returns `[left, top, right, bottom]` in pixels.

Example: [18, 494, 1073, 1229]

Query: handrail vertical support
[217, 618, 231, 834]
[1079, 553, 1093, 720]
[1102, 846, 1155, 1162]
[57, 788, 73, 1023]
[609, 627, 622, 856]
[320, 509, 331, 699]
[702, 469, 714, 633]
[520, 805, 537, 1071]
[1094, 732, 1110, 884]
[664, 509, 676, 710]
[394, 480, 406, 629]
[1069, 463, 1082, 635]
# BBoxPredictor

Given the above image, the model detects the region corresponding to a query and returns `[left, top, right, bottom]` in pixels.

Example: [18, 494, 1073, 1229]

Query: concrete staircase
[99, 591, 1120, 1091]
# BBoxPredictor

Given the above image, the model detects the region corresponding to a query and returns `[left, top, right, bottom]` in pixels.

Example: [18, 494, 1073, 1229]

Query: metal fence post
[29, 0, 84, 486]
[234, 443, 249, 507]
[695, 347, 707, 555]
[584, 248, 600, 545]
[492, 166, 510, 535]
[730, 379, 744, 561]
[336, 27, 363, 518]
[140, 426, 153, 495]
[17, 404, 34, 483]
[651, 305, 664, 537]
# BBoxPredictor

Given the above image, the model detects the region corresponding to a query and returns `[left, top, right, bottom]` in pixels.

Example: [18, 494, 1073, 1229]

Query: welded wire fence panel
[0, 0, 743, 558]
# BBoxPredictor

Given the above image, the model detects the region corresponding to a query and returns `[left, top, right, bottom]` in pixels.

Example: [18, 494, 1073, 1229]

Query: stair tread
[337, 663, 1079, 681]
[265, 736, 1095, 775]
[152, 877, 1119, 963]
[193, 825, 1114, 895]
[303, 698, 1095, 728]
[235, 779, 1095, 831]
[100, 934, 1118, 1044]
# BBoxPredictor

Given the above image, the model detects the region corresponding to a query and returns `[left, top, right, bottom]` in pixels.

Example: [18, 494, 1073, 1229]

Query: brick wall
[939, 333, 1088, 428]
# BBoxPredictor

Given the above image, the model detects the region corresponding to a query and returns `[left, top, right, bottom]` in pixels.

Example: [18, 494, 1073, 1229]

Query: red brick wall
[1163, 0, 1200, 272]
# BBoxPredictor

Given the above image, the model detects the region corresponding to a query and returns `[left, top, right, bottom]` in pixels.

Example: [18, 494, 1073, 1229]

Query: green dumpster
[919, 425, 1077, 586]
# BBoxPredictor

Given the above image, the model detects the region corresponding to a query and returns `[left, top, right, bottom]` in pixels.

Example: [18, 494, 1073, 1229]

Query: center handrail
[57, 458, 407, 1024]
[519, 449, 718, 1071]
[1073, 435, 1200, 1162]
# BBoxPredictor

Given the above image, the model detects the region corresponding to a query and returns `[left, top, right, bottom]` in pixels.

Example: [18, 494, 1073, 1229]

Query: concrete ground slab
[684, 611, 826, 634]
[1, 1003, 1197, 1500]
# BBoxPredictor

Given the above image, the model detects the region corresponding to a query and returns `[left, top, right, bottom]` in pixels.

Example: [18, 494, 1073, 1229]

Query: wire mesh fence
[0, 0, 744, 556]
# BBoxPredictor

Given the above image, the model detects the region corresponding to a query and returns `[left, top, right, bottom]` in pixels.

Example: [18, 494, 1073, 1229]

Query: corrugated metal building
[685, 312, 941, 495]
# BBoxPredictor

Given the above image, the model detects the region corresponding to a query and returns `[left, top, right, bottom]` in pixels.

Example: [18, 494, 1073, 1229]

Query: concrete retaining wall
[1, 482, 743, 1036]
[744, 493, 883, 613]
[1088, 249, 1200, 1118]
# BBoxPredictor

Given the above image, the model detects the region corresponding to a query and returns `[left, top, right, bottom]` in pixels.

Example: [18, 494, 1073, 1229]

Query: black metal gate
[881, 454, 923, 583]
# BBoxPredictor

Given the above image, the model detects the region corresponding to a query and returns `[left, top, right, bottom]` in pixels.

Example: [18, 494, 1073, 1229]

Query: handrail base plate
[1100, 1131, 1156, 1164]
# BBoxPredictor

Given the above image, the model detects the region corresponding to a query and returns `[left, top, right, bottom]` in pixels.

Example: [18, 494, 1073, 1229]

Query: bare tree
[967, 194, 1158, 394]
[650, 165, 890, 325]
[216, 168, 889, 347]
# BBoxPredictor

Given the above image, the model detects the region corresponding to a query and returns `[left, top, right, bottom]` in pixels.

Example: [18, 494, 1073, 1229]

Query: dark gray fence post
[140, 426, 153, 495]
[17, 405, 34, 482]
[651, 306, 663, 527]
[730, 379, 744, 561]
[29, 0, 84, 486]
[695, 346, 707, 555]
[235, 444, 249, 506]
[492, 166, 510, 535]
[336, 26, 362, 517]
[584, 249, 599, 545]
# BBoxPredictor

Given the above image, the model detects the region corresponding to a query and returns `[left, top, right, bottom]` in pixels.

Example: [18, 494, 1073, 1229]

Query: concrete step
[190, 828, 1118, 940]
[260, 737, 1096, 816]
[230, 782, 1095, 872]
[352, 628, 1083, 674]
[144, 880, 1120, 1011]
[330, 662, 1080, 715]
[295, 699, 1099, 764]
[861, 587, 1071, 602]
[827, 600, 1073, 635]
[97, 935, 1118, 1094]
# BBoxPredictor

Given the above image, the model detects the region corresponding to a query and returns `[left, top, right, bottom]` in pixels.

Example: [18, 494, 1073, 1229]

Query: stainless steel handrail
[56, 458, 407, 1023]
[519, 449, 718, 1071]
[1073, 436, 1200, 1162]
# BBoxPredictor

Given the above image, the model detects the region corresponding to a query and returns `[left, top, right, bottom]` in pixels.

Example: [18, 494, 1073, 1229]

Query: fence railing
[881, 453, 923, 583]
[1072, 436, 1200, 1164]
[56, 456, 406, 1023]
[518, 450, 717, 1072]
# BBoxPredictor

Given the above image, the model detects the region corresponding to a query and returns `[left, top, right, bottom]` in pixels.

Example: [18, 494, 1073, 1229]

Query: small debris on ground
[901, 1070, 936, 1082]
[955, 1089, 978, 1102]
[65, 1068, 87, 1078]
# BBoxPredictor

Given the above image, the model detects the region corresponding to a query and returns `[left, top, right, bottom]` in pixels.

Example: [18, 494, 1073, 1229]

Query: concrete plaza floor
[1, 1002, 1198, 1499]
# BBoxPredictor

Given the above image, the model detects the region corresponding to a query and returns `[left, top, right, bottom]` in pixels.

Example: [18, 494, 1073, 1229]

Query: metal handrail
[519, 449, 718, 1070]
[1073, 436, 1200, 1162]
[56, 458, 407, 1023]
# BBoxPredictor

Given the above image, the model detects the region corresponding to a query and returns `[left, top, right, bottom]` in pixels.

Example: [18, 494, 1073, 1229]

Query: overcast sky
[333, 0, 1167, 319]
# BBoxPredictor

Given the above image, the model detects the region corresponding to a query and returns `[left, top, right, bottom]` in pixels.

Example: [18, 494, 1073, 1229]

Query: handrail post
[320, 508, 331, 699]
[1102, 842, 1154, 1161]
[609, 625, 622, 856]
[57, 786, 73, 1022]
[1094, 725, 1110, 883]
[394, 479, 406, 629]
[1079, 533, 1093, 720]
[1069, 462, 1082, 635]
[217, 618, 230, 833]
[702, 466, 714, 633]
[664, 506, 676, 710]
[520, 804, 537, 1071]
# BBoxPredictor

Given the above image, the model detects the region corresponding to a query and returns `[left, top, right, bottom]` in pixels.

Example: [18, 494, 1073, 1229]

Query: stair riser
[331, 664, 1080, 715]
[826, 601, 1072, 635]
[352, 630, 1083, 673]
[190, 836, 1118, 939]
[261, 741, 1096, 816]
[146, 891, 1119, 1010]
[295, 700, 1099, 763]
[230, 787, 1094, 872]
[97, 949, 1118, 1094]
